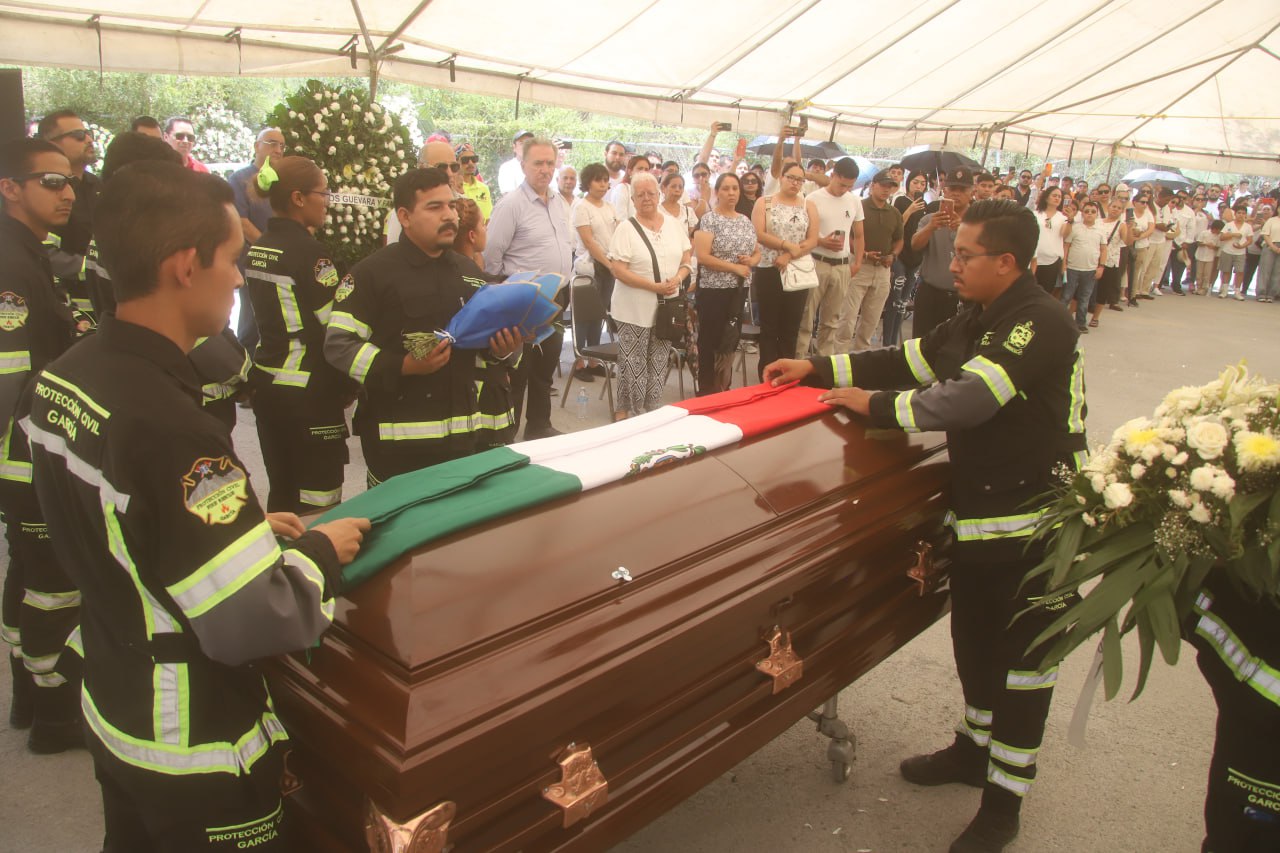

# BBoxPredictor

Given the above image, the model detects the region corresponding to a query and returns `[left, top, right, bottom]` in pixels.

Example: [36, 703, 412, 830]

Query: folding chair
[559, 275, 617, 413]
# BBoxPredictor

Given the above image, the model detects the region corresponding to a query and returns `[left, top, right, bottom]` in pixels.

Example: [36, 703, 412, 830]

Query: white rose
[1169, 489, 1190, 508]
[1130, 463, 1146, 479]
[320, 107, 329, 117]
[328, 146, 337, 155]
[342, 236, 351, 243]
[331, 101, 340, 110]
[339, 225, 347, 234]
[1189, 503, 1212, 524]
[1140, 443, 1163, 463]
[313, 92, 322, 101]
[382, 156, 390, 163]
[1189, 465, 1218, 491]
[1088, 473, 1107, 495]
[348, 135, 356, 144]
[289, 110, 297, 119]
[1186, 420, 1229, 460]
[1165, 467, 1177, 478]
[311, 132, 321, 142]
[357, 143, 365, 151]
[1102, 482, 1133, 509]
[1210, 474, 1235, 500]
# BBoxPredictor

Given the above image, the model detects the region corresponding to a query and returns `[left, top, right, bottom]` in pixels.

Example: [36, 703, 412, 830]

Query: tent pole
[980, 127, 993, 167]
[1105, 144, 1118, 184]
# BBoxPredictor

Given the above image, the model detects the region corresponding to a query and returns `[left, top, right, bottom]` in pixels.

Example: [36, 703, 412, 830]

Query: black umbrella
[747, 136, 846, 161]
[898, 145, 981, 177]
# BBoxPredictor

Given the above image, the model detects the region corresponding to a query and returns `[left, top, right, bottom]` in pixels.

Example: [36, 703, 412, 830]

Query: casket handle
[542, 742, 609, 828]
[755, 626, 803, 694]
[907, 540, 939, 596]
[364, 797, 455, 853]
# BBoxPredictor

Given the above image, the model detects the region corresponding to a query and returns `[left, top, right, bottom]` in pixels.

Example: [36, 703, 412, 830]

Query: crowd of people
[1, 106, 1274, 853]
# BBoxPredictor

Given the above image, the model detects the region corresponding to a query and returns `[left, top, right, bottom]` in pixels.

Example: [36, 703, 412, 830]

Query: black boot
[9, 654, 34, 729]
[899, 736, 987, 788]
[949, 807, 1020, 853]
[27, 681, 85, 754]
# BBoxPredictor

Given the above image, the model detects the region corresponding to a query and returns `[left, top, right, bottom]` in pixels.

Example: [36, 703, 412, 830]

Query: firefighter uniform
[325, 238, 495, 486]
[0, 214, 80, 745]
[25, 314, 343, 850]
[809, 271, 1087, 816]
[47, 170, 100, 335]
[453, 253, 516, 450]
[1190, 578, 1280, 853]
[245, 218, 352, 513]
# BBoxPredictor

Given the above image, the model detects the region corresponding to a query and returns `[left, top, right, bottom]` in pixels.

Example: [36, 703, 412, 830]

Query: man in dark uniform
[38, 109, 101, 334]
[25, 159, 370, 850]
[0, 138, 81, 752]
[766, 199, 1087, 853]
[325, 168, 524, 487]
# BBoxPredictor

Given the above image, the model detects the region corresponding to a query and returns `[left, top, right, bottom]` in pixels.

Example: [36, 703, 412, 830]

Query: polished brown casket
[266, 407, 952, 852]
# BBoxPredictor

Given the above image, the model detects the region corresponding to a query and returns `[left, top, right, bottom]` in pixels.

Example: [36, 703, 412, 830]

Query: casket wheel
[830, 759, 852, 783]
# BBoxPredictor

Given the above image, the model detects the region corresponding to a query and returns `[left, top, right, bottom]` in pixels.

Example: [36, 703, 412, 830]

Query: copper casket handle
[755, 626, 803, 694]
[542, 742, 609, 828]
[364, 798, 455, 853]
[907, 540, 941, 596]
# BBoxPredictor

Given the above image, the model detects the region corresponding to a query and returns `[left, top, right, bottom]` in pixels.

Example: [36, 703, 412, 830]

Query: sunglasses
[432, 162, 461, 173]
[49, 129, 92, 142]
[459, 155, 479, 165]
[13, 172, 72, 191]
[171, 132, 196, 142]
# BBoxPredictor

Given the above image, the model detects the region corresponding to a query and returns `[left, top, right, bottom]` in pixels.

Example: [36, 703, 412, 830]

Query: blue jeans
[1061, 269, 1096, 327]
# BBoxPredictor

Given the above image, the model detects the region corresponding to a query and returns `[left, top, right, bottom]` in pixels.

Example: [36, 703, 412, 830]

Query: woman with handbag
[693, 173, 761, 395]
[606, 173, 693, 420]
[751, 161, 819, 379]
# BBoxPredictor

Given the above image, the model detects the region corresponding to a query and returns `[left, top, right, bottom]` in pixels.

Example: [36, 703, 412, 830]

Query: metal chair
[559, 275, 617, 413]
[735, 323, 761, 387]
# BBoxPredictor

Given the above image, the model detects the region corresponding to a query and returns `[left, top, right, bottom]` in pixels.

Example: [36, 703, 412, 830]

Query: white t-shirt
[1131, 209, 1155, 249]
[606, 182, 634, 222]
[806, 187, 864, 258]
[1219, 221, 1252, 256]
[1171, 205, 1196, 245]
[607, 215, 691, 328]
[571, 198, 619, 276]
[1261, 216, 1280, 248]
[1148, 203, 1175, 245]
[497, 158, 524, 195]
[1065, 220, 1108, 271]
[1035, 210, 1069, 264]
[1196, 231, 1219, 263]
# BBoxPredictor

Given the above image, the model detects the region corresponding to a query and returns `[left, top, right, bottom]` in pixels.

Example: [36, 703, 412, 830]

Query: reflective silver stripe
[24, 412, 131, 514]
[85, 257, 108, 277]
[155, 662, 183, 745]
[284, 550, 335, 623]
[903, 338, 937, 384]
[23, 650, 61, 674]
[990, 739, 1039, 768]
[1195, 612, 1280, 708]
[830, 354, 853, 388]
[378, 415, 476, 441]
[258, 365, 310, 388]
[0, 350, 31, 375]
[329, 310, 371, 339]
[1067, 350, 1086, 433]
[65, 625, 83, 657]
[988, 764, 1033, 796]
[0, 418, 32, 483]
[1, 621, 20, 647]
[1196, 592, 1213, 611]
[894, 389, 919, 432]
[951, 511, 1046, 542]
[349, 342, 377, 383]
[33, 671, 67, 687]
[962, 355, 1017, 405]
[202, 382, 236, 402]
[83, 688, 289, 776]
[965, 704, 993, 726]
[474, 410, 515, 430]
[314, 301, 333, 325]
[298, 487, 341, 508]
[166, 522, 281, 620]
[23, 589, 81, 611]
[958, 719, 991, 747]
[1007, 667, 1059, 690]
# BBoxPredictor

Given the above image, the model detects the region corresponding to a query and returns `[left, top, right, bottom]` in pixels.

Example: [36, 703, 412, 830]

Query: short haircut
[131, 116, 162, 132]
[831, 157, 860, 180]
[521, 136, 556, 162]
[100, 132, 182, 180]
[0, 138, 63, 180]
[962, 199, 1038, 270]
[95, 161, 235, 302]
[164, 116, 194, 134]
[661, 160, 679, 171]
[631, 172, 659, 195]
[1208, 219, 1225, 231]
[808, 159, 826, 170]
[255, 155, 325, 214]
[713, 172, 741, 193]
[37, 109, 80, 139]
[393, 167, 451, 212]
[1081, 201, 1100, 213]
[886, 162, 904, 173]
[660, 170, 684, 188]
[605, 139, 626, 154]
[578, 162, 609, 192]
[1232, 202, 1249, 213]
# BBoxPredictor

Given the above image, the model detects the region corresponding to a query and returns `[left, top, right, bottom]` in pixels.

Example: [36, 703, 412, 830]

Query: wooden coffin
[266, 408, 952, 852]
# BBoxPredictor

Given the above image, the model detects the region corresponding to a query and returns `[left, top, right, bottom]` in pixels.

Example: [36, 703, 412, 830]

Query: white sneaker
[1235, 293, 1245, 301]
[1220, 290, 1229, 299]
[1151, 288, 1163, 296]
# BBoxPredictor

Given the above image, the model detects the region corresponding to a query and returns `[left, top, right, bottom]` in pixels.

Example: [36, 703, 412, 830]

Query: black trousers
[575, 262, 615, 349]
[1162, 244, 1190, 290]
[510, 327, 564, 436]
[359, 434, 473, 489]
[950, 555, 1073, 815]
[911, 283, 960, 341]
[253, 390, 349, 514]
[753, 266, 806, 379]
[1034, 258, 1062, 293]
[1243, 253, 1261, 296]
[695, 287, 740, 395]
[94, 739, 291, 852]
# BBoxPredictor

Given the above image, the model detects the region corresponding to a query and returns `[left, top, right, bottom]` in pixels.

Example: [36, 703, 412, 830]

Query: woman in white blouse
[1033, 185, 1072, 293]
[571, 162, 619, 379]
[607, 173, 693, 420]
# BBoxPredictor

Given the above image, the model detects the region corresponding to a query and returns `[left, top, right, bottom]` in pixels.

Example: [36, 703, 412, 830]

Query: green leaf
[1146, 590, 1183, 665]
[1173, 555, 1216, 624]
[1050, 518, 1085, 587]
[1029, 554, 1154, 655]
[1102, 617, 1123, 700]
[1130, 608, 1158, 701]
[1228, 492, 1270, 533]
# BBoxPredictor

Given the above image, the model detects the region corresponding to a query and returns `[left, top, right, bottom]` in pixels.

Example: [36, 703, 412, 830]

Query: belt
[812, 254, 848, 266]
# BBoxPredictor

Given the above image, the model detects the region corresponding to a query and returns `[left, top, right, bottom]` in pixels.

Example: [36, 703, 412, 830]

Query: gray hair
[521, 136, 557, 162]
[631, 172, 660, 195]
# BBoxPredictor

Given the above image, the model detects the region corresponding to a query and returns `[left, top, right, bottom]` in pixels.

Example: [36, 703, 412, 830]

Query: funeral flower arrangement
[191, 104, 253, 165]
[267, 80, 415, 267]
[84, 121, 114, 164]
[1027, 363, 1280, 699]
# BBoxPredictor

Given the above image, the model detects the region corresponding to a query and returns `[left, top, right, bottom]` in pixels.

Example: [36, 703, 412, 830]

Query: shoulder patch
[314, 258, 339, 288]
[0, 292, 29, 331]
[980, 331, 993, 347]
[334, 274, 355, 303]
[181, 456, 249, 525]
[1003, 320, 1035, 356]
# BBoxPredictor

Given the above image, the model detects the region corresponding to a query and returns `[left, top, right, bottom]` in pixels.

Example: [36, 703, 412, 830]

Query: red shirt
[185, 156, 209, 174]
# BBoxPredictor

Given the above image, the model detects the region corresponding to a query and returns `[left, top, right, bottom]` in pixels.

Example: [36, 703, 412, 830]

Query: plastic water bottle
[576, 387, 589, 421]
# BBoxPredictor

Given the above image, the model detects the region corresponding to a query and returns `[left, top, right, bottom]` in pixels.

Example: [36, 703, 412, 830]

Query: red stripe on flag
[674, 383, 830, 437]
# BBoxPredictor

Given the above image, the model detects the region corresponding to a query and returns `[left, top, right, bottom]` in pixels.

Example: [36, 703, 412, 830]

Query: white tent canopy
[3, 0, 1279, 174]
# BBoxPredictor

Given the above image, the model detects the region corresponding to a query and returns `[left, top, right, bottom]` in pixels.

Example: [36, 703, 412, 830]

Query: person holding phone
[909, 166, 976, 338]
[795, 157, 865, 357]
[1033, 185, 1072, 294]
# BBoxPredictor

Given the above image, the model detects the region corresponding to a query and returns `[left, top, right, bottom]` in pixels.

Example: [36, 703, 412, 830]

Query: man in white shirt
[1217, 202, 1253, 301]
[1061, 200, 1109, 331]
[795, 157, 865, 357]
[1162, 192, 1196, 294]
[604, 139, 628, 188]
[1145, 188, 1178, 296]
[1128, 192, 1157, 303]
[496, 130, 534, 196]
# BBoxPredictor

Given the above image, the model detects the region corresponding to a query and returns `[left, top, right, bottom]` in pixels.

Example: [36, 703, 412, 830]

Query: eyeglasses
[952, 250, 1003, 266]
[304, 190, 332, 200]
[459, 155, 479, 165]
[782, 173, 805, 183]
[12, 172, 72, 191]
[431, 162, 461, 173]
[260, 140, 286, 150]
[693, 172, 710, 179]
[171, 132, 196, 142]
[48, 129, 92, 142]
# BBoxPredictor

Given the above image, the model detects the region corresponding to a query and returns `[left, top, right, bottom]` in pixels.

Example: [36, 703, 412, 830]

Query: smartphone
[796, 116, 809, 134]
[939, 198, 955, 219]
[559, 140, 573, 150]
[1125, 208, 1135, 223]
[830, 230, 845, 240]
[716, 122, 733, 132]
[912, 190, 924, 201]
[1043, 163, 1054, 177]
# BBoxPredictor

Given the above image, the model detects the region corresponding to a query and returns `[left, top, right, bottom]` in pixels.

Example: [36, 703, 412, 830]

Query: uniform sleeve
[142, 430, 342, 666]
[808, 311, 955, 393]
[865, 307, 1076, 433]
[297, 245, 341, 324]
[324, 267, 399, 392]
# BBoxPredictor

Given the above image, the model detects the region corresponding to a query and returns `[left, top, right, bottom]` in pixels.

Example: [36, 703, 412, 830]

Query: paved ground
[2, 290, 1276, 852]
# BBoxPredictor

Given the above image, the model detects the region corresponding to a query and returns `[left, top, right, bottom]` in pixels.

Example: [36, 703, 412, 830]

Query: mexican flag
[319, 383, 832, 589]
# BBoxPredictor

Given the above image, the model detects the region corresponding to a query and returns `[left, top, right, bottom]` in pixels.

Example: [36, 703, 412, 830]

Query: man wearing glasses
[1012, 170, 1033, 207]
[764, 198, 1086, 853]
[386, 140, 460, 244]
[163, 116, 209, 174]
[456, 143, 492, 221]
[227, 127, 287, 350]
[37, 110, 101, 326]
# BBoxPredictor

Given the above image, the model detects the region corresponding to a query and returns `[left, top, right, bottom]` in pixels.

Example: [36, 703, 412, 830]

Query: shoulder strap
[762, 195, 774, 235]
[630, 217, 663, 283]
[1107, 220, 1122, 242]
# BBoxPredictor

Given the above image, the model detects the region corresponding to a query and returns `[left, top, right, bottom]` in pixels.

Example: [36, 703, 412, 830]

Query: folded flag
[439, 272, 565, 348]
[317, 382, 832, 590]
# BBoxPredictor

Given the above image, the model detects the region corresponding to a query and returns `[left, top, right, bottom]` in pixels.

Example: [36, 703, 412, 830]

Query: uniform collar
[97, 316, 203, 402]
[977, 272, 1038, 332]
[0, 212, 46, 255]
[394, 234, 456, 270]
[267, 217, 310, 237]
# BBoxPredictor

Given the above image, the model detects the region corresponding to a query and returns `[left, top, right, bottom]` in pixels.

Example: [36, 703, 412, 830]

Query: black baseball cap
[871, 171, 900, 186]
[513, 130, 534, 142]
[945, 166, 974, 188]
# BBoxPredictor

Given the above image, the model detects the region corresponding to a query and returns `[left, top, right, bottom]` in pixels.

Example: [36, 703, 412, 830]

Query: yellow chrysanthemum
[1234, 431, 1280, 472]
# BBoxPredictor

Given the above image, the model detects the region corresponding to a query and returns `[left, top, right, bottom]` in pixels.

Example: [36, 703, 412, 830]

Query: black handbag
[630, 218, 687, 345]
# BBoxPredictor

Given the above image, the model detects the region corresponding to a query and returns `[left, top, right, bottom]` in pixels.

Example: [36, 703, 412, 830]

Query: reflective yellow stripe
[298, 487, 341, 508]
[40, 370, 112, 421]
[830, 353, 853, 388]
[65, 625, 83, 657]
[0, 350, 31, 374]
[22, 650, 61, 674]
[965, 704, 993, 726]
[903, 338, 936, 384]
[894, 389, 919, 432]
[949, 510, 1046, 542]
[22, 589, 81, 611]
[202, 382, 237, 403]
[377, 415, 478, 441]
[1194, 603, 1280, 708]
[962, 355, 1017, 405]
[988, 764, 1033, 796]
[1006, 667, 1059, 690]
[349, 342, 378, 383]
[314, 301, 334, 325]
[959, 719, 991, 746]
[991, 739, 1040, 768]
[166, 522, 281, 620]
[0, 420, 32, 483]
[2, 621, 21, 647]
[247, 271, 304, 333]
[1067, 350, 1086, 433]
[473, 410, 515, 431]
[329, 310, 371, 339]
